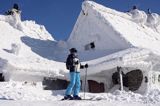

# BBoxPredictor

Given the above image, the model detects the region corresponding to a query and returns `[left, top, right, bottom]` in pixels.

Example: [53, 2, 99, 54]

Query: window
[42, 78, 69, 90]
[145, 76, 148, 83]
[85, 42, 95, 50]
[90, 42, 95, 49]
[0, 73, 5, 81]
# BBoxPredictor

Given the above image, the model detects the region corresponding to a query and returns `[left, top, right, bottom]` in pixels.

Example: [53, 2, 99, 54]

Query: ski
[61, 97, 101, 101]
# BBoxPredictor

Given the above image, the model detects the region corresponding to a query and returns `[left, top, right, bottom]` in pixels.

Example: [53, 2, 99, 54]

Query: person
[132, 5, 137, 10]
[4, 3, 23, 30]
[63, 48, 88, 100]
[147, 8, 152, 14]
[5, 3, 21, 15]
[13, 3, 20, 11]
[127, 5, 138, 13]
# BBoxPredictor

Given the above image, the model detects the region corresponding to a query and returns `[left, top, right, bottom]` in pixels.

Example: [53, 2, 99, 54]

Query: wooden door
[88, 80, 105, 93]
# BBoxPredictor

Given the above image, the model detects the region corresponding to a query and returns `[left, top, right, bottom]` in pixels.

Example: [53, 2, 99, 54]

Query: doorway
[88, 80, 105, 93]
[125, 69, 143, 91]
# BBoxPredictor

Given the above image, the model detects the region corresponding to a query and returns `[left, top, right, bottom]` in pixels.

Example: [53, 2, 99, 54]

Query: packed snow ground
[0, 1, 160, 106]
[0, 81, 160, 106]
[1, 100, 157, 106]
[1, 101, 159, 106]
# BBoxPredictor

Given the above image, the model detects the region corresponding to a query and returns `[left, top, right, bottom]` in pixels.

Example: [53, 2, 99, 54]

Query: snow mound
[0, 81, 57, 101]
[146, 13, 160, 27]
[0, 81, 160, 105]
[129, 9, 147, 24]
[129, 9, 160, 27]
[23, 20, 54, 40]
[0, 15, 54, 40]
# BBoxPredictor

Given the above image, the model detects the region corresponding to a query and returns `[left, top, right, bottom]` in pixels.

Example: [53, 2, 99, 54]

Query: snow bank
[0, 81, 57, 101]
[0, 81, 160, 105]
[0, 100, 155, 106]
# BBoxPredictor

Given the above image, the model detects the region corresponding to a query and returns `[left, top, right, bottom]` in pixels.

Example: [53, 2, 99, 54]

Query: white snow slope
[0, 1, 160, 106]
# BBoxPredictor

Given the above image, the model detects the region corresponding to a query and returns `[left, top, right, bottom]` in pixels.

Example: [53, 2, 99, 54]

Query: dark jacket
[66, 53, 84, 72]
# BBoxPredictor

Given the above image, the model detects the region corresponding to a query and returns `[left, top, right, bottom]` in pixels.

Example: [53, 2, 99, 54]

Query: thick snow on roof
[80, 48, 153, 76]
[1, 2, 160, 105]
[68, 1, 160, 54]
[0, 15, 68, 80]
[0, 1, 160, 81]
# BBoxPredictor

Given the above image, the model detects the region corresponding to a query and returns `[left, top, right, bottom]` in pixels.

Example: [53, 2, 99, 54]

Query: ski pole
[84, 67, 87, 100]
[117, 66, 123, 91]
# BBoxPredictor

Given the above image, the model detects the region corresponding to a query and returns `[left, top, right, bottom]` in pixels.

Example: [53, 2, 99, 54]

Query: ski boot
[62, 95, 73, 100]
[73, 95, 82, 100]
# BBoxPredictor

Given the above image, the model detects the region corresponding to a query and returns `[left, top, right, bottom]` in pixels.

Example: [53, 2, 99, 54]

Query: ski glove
[85, 64, 88, 68]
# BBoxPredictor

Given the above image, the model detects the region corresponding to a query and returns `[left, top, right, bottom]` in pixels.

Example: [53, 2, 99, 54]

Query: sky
[0, 0, 160, 41]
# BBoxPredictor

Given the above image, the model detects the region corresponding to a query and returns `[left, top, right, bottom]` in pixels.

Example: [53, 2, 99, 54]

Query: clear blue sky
[0, 0, 160, 40]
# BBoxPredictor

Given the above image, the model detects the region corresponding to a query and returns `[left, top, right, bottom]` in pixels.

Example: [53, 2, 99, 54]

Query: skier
[63, 48, 88, 100]
[5, 3, 23, 30]
[5, 3, 21, 15]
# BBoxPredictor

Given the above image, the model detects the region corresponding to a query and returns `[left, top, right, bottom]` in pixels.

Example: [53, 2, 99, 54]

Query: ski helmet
[132, 5, 137, 10]
[13, 3, 19, 10]
[69, 48, 77, 53]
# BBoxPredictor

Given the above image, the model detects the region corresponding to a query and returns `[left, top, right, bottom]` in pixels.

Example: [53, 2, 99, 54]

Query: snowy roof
[0, 15, 68, 79]
[0, 1, 160, 80]
[80, 48, 154, 76]
[68, 1, 160, 54]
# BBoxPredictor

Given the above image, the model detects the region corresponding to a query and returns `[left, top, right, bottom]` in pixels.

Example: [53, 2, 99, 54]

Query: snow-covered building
[0, 1, 160, 95]
[0, 13, 67, 82]
[67, 1, 160, 94]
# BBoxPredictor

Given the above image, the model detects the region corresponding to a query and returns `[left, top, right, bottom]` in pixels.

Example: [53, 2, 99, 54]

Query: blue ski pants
[65, 72, 81, 96]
